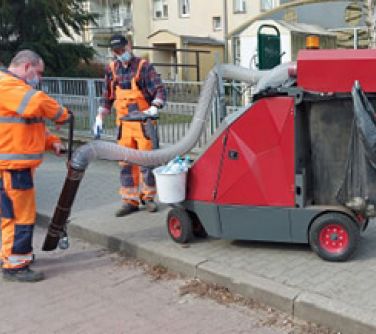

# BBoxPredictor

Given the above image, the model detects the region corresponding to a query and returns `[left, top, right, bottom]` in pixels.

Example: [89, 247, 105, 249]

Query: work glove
[93, 107, 109, 139]
[93, 114, 103, 139]
[143, 105, 159, 117]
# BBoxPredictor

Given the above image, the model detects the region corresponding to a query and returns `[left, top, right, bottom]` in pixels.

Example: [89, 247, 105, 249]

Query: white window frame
[234, 37, 241, 65]
[179, 0, 190, 18]
[260, 0, 278, 12]
[110, 3, 121, 26]
[233, 0, 246, 13]
[212, 16, 222, 31]
[124, 1, 132, 18]
[82, 1, 89, 11]
[122, 1, 133, 29]
[153, 0, 168, 19]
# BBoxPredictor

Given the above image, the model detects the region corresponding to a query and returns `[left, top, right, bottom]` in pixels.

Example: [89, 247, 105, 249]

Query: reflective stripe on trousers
[0, 169, 35, 269]
[119, 163, 156, 205]
[118, 121, 156, 205]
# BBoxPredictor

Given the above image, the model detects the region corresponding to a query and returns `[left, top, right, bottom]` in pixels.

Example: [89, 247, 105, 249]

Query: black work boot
[145, 200, 158, 213]
[115, 203, 139, 217]
[2, 266, 45, 283]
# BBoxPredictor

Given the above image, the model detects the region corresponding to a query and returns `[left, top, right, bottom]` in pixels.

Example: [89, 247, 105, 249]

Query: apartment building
[149, 0, 280, 80]
[64, 1, 366, 80]
[78, 0, 281, 80]
[83, 0, 150, 62]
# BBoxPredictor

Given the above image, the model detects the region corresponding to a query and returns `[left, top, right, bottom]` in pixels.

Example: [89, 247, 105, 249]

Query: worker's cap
[109, 34, 128, 49]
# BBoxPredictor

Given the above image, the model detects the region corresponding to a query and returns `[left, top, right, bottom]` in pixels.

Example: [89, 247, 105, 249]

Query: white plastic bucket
[153, 166, 187, 203]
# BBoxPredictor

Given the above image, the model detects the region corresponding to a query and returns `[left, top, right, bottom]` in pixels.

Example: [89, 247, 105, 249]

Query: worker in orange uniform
[0, 50, 69, 282]
[94, 34, 166, 217]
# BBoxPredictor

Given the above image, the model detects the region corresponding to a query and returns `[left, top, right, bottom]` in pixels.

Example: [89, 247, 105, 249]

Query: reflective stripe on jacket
[0, 70, 69, 169]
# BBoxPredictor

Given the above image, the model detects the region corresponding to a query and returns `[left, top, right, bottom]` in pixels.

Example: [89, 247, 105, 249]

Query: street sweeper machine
[43, 49, 376, 262]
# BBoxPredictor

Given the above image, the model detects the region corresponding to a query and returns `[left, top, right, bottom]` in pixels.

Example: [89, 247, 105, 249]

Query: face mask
[117, 51, 131, 63]
[26, 75, 40, 88]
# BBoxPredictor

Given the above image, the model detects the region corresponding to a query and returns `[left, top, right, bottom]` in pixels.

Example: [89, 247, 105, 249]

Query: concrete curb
[294, 292, 376, 334]
[37, 212, 376, 334]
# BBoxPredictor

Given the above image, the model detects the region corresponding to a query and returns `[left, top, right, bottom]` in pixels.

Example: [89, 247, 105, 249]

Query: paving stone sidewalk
[36, 154, 376, 334]
[2, 226, 287, 334]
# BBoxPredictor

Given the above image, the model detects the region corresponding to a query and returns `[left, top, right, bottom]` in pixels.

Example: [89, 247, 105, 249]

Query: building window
[154, 0, 168, 19]
[260, 0, 278, 11]
[213, 17, 222, 31]
[179, 0, 190, 17]
[123, 1, 133, 29]
[124, 1, 132, 18]
[234, 37, 241, 65]
[111, 3, 121, 25]
[82, 1, 89, 12]
[233, 0, 246, 13]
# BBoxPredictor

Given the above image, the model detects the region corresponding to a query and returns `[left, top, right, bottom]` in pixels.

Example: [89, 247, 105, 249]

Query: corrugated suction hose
[42, 64, 268, 251]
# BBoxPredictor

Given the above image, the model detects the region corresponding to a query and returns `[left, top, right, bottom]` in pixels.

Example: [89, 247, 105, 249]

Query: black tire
[189, 211, 208, 238]
[309, 213, 360, 262]
[362, 218, 370, 232]
[167, 208, 193, 244]
[193, 222, 208, 238]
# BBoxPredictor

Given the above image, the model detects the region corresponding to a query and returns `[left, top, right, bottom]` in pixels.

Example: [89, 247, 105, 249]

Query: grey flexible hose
[70, 64, 267, 170]
[254, 62, 295, 94]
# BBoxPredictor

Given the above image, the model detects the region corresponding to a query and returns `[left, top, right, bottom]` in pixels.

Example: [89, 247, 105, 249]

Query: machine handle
[120, 112, 159, 122]
[56, 111, 74, 160]
[228, 150, 239, 160]
[66, 111, 74, 161]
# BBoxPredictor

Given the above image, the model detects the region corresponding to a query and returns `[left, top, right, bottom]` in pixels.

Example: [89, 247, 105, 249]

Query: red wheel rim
[169, 217, 182, 239]
[319, 224, 349, 253]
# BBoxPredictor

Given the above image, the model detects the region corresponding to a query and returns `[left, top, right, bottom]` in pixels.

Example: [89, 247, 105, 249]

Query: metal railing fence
[41, 78, 248, 148]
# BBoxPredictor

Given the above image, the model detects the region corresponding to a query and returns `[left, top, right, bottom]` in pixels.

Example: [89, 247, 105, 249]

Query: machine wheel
[309, 213, 360, 262]
[167, 208, 193, 244]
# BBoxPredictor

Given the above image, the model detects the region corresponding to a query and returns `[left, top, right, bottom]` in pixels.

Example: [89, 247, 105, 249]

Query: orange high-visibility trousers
[118, 121, 156, 206]
[0, 169, 35, 269]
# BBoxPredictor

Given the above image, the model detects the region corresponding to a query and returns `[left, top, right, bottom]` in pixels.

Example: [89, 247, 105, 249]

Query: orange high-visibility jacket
[0, 70, 69, 169]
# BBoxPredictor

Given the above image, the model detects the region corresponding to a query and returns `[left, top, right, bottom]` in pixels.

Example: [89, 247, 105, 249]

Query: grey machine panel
[219, 205, 291, 242]
[219, 205, 326, 243]
[288, 207, 324, 243]
[183, 201, 222, 238]
[184, 201, 339, 244]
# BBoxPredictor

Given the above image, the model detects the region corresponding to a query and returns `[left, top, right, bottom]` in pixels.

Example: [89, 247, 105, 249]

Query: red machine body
[167, 49, 373, 262]
[297, 49, 376, 93]
[187, 97, 295, 207]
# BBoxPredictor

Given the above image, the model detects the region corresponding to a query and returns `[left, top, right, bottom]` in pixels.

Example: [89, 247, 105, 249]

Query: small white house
[237, 19, 336, 69]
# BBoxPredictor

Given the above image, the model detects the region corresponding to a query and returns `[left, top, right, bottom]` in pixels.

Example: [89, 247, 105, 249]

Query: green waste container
[257, 24, 281, 70]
